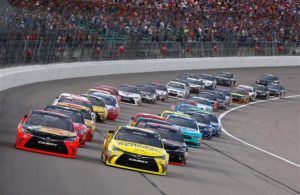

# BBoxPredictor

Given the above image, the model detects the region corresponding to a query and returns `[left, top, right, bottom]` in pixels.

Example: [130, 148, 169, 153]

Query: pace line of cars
[15, 72, 285, 175]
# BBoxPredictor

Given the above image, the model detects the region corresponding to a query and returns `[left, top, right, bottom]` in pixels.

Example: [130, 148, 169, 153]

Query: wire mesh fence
[0, 31, 299, 68]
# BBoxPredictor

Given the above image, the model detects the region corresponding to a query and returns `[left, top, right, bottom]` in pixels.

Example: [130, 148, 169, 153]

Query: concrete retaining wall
[1, 56, 299, 91]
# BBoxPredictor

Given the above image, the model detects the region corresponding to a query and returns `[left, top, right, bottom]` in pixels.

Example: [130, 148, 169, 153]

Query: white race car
[166, 80, 189, 98]
[118, 85, 142, 105]
[197, 74, 217, 89]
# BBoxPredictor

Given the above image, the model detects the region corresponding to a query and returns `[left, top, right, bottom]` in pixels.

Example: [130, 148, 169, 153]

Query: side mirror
[131, 117, 134, 120]
[21, 114, 28, 124]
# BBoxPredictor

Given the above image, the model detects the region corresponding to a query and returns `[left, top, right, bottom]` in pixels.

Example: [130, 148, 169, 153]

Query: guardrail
[1, 56, 299, 92]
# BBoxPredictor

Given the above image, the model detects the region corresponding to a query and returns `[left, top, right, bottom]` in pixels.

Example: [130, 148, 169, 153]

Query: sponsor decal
[39, 127, 75, 137]
[116, 141, 162, 153]
[128, 158, 148, 164]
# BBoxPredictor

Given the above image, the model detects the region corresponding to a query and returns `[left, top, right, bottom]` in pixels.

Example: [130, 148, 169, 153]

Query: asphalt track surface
[0, 66, 299, 195]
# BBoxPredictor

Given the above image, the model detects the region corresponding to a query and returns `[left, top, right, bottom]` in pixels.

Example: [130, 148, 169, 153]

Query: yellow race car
[160, 110, 190, 118]
[101, 126, 169, 176]
[81, 94, 108, 121]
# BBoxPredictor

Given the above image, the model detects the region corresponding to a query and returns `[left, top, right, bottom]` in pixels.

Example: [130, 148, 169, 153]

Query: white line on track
[218, 94, 300, 168]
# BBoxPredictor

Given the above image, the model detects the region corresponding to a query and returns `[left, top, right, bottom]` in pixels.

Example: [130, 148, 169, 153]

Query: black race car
[253, 84, 270, 100]
[267, 84, 285, 98]
[256, 74, 279, 86]
[144, 123, 188, 166]
[215, 72, 236, 86]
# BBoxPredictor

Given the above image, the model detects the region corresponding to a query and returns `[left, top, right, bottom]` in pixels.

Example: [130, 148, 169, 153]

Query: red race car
[15, 110, 79, 158]
[93, 85, 121, 103]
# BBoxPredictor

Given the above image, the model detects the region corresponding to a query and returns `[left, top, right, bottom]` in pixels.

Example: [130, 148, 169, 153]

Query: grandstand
[0, 0, 299, 65]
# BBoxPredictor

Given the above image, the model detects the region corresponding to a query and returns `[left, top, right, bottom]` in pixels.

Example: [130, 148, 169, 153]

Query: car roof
[59, 93, 89, 102]
[33, 110, 72, 120]
[45, 105, 82, 113]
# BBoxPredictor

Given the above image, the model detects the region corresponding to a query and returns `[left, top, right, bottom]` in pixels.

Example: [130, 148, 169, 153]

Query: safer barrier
[1, 56, 299, 92]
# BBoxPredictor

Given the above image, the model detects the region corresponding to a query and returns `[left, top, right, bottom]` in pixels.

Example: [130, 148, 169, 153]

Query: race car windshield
[145, 126, 184, 142]
[186, 79, 203, 85]
[26, 112, 73, 132]
[115, 127, 163, 148]
[167, 82, 184, 89]
[260, 74, 274, 81]
[141, 86, 156, 93]
[81, 110, 92, 120]
[119, 86, 139, 94]
[148, 83, 167, 91]
[217, 73, 232, 78]
[91, 93, 116, 106]
[45, 107, 84, 124]
[199, 93, 215, 101]
[268, 85, 282, 90]
[208, 114, 218, 123]
[167, 116, 198, 130]
[231, 88, 247, 95]
[192, 115, 210, 124]
[59, 97, 93, 111]
[200, 74, 214, 81]
[190, 98, 211, 106]
[88, 96, 106, 107]
[254, 85, 267, 91]
[239, 87, 252, 92]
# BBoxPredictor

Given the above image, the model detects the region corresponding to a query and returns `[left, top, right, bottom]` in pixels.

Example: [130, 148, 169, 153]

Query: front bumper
[15, 133, 78, 159]
[120, 95, 141, 105]
[105, 151, 168, 176]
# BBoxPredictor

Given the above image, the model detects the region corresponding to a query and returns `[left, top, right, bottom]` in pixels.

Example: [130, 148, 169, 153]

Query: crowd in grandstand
[0, 0, 299, 43]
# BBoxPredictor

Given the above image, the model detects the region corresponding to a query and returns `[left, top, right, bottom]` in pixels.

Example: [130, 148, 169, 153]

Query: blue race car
[185, 112, 213, 140]
[267, 84, 285, 98]
[167, 114, 202, 148]
[205, 113, 222, 137]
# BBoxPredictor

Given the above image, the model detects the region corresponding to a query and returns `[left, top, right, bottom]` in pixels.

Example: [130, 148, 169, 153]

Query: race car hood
[24, 125, 76, 137]
[106, 105, 117, 111]
[112, 140, 165, 157]
[197, 122, 210, 128]
[211, 122, 221, 129]
[167, 87, 185, 92]
[119, 91, 140, 98]
[231, 93, 245, 97]
[93, 105, 106, 113]
[155, 90, 167, 95]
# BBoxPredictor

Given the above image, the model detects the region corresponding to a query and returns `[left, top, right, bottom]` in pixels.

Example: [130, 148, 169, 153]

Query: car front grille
[115, 153, 159, 172]
[25, 136, 68, 154]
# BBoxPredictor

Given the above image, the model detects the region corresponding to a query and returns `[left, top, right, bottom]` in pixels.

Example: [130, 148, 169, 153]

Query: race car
[92, 85, 121, 103]
[58, 102, 96, 142]
[147, 82, 168, 102]
[267, 84, 285, 98]
[45, 105, 88, 147]
[144, 123, 188, 166]
[166, 80, 189, 99]
[197, 74, 217, 89]
[253, 84, 270, 100]
[188, 96, 213, 112]
[206, 90, 228, 109]
[167, 114, 202, 148]
[213, 88, 232, 106]
[88, 92, 120, 121]
[101, 126, 169, 175]
[81, 94, 108, 121]
[237, 85, 257, 101]
[215, 72, 236, 86]
[256, 74, 280, 86]
[53, 93, 94, 112]
[118, 85, 142, 105]
[130, 113, 167, 127]
[230, 88, 250, 104]
[136, 84, 158, 104]
[15, 110, 79, 158]
[185, 112, 213, 140]
[178, 73, 205, 94]
[160, 110, 190, 119]
[198, 92, 219, 111]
